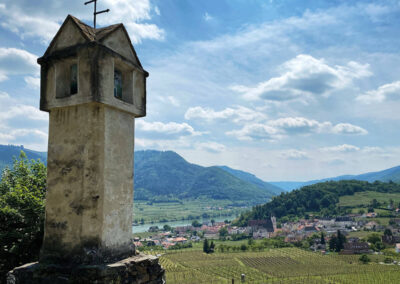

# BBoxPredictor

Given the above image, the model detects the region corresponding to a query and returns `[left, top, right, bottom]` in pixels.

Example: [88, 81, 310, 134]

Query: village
[134, 212, 400, 257]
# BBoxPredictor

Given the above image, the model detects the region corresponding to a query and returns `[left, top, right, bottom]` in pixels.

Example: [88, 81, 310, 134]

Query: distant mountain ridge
[217, 166, 283, 195]
[0, 145, 275, 205]
[0, 145, 47, 173]
[270, 165, 400, 191]
[133, 150, 274, 204]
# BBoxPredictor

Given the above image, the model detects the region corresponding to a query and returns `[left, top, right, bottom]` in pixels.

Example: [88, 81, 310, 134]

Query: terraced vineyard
[156, 248, 400, 283]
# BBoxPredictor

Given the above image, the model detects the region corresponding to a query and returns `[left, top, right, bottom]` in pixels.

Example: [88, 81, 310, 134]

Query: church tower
[38, 15, 147, 263]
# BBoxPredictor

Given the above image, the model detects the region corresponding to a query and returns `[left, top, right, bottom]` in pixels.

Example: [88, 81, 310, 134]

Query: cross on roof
[84, 0, 110, 29]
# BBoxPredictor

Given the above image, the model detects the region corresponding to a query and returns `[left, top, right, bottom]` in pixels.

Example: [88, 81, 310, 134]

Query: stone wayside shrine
[7, 14, 164, 283]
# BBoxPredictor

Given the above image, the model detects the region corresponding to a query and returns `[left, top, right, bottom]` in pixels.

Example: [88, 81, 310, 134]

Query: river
[132, 215, 237, 233]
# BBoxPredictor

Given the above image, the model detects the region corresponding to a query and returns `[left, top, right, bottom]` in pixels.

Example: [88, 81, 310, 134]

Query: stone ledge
[7, 254, 165, 284]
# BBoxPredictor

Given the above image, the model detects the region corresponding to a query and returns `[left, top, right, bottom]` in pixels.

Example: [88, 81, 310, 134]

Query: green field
[339, 191, 400, 208]
[151, 247, 400, 283]
[133, 199, 247, 224]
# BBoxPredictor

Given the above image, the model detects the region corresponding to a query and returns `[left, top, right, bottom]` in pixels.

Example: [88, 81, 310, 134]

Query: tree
[371, 199, 379, 208]
[320, 232, 326, 245]
[336, 230, 346, 252]
[163, 224, 172, 232]
[209, 241, 215, 253]
[219, 227, 228, 239]
[211, 219, 215, 226]
[367, 233, 381, 245]
[192, 220, 201, 227]
[203, 239, 209, 253]
[329, 230, 346, 252]
[384, 228, 392, 236]
[0, 152, 47, 281]
[248, 238, 255, 246]
[375, 241, 385, 251]
[389, 198, 394, 209]
[359, 254, 370, 264]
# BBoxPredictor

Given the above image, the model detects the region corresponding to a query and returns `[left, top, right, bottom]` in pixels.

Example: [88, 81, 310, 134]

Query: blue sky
[1, 0, 400, 181]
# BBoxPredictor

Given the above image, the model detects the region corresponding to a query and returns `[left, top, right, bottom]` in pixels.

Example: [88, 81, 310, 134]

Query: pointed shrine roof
[39, 15, 145, 73]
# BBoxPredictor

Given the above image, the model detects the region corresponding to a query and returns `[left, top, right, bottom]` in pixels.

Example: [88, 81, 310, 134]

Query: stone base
[7, 254, 165, 284]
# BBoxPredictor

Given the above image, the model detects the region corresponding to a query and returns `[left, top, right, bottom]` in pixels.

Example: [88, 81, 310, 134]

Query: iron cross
[84, 0, 110, 29]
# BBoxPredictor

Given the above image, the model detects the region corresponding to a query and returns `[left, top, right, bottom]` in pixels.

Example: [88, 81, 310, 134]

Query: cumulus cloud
[0, 92, 47, 122]
[124, 22, 164, 44]
[185, 106, 266, 123]
[331, 123, 368, 135]
[356, 81, 400, 104]
[269, 117, 330, 135]
[196, 142, 226, 153]
[0, 4, 60, 44]
[24, 76, 40, 89]
[0, 0, 164, 45]
[362, 146, 384, 154]
[0, 92, 48, 150]
[227, 117, 367, 141]
[320, 144, 360, 153]
[226, 123, 280, 141]
[136, 120, 201, 139]
[280, 149, 309, 160]
[0, 48, 39, 81]
[231, 54, 371, 101]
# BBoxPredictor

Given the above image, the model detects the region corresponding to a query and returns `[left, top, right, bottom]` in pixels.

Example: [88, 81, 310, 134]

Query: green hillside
[134, 150, 273, 204]
[0, 146, 274, 205]
[218, 166, 284, 195]
[0, 145, 46, 173]
[235, 180, 400, 226]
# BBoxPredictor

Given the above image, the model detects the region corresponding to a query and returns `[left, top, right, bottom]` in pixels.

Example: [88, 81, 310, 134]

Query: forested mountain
[218, 166, 284, 195]
[134, 150, 273, 204]
[270, 165, 400, 191]
[0, 145, 274, 204]
[235, 180, 400, 226]
[0, 145, 46, 173]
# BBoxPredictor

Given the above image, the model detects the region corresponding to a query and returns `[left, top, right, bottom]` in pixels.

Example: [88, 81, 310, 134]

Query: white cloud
[124, 22, 164, 44]
[196, 142, 226, 153]
[135, 137, 192, 150]
[136, 120, 200, 139]
[280, 149, 309, 160]
[0, 48, 39, 81]
[356, 81, 400, 104]
[0, 0, 164, 45]
[269, 117, 330, 134]
[158, 95, 180, 107]
[331, 123, 368, 135]
[24, 76, 40, 89]
[362, 146, 384, 154]
[154, 6, 160, 16]
[227, 117, 367, 141]
[320, 144, 360, 153]
[185, 106, 266, 123]
[204, 12, 213, 22]
[363, 3, 391, 22]
[0, 92, 48, 150]
[226, 123, 280, 141]
[0, 92, 47, 122]
[0, 4, 60, 44]
[231, 54, 371, 101]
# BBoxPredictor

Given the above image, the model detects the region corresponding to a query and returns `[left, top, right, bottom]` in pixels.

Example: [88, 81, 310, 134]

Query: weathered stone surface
[7, 254, 164, 284]
[40, 103, 135, 264]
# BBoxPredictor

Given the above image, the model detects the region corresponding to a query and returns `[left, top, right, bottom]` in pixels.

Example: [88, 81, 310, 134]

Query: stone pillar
[7, 14, 164, 283]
